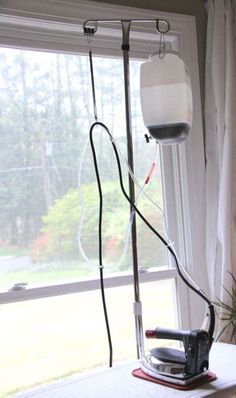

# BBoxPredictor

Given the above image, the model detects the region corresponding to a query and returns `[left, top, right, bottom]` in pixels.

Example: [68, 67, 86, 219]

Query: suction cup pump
[140, 53, 193, 144]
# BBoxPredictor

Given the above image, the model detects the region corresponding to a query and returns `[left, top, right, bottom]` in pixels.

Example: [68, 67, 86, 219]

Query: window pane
[0, 48, 168, 292]
[0, 280, 176, 396]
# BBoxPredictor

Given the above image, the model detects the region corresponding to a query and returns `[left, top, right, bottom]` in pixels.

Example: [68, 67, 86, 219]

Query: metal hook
[83, 20, 98, 46]
[83, 20, 98, 34]
[156, 19, 170, 34]
[156, 19, 170, 58]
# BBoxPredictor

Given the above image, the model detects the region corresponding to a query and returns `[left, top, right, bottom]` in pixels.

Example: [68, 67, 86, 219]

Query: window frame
[0, 0, 206, 330]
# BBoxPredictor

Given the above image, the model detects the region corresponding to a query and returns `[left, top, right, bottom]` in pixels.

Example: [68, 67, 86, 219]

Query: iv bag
[140, 53, 193, 144]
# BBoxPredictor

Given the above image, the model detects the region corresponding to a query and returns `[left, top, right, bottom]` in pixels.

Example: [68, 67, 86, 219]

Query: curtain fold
[205, 0, 236, 342]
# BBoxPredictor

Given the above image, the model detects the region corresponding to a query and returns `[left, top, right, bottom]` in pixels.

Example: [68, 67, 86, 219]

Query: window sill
[0, 266, 177, 304]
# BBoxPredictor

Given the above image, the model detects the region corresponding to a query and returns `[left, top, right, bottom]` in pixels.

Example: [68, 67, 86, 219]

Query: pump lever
[146, 327, 190, 341]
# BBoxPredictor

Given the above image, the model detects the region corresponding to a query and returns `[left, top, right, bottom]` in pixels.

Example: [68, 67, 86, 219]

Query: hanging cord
[78, 36, 98, 264]
[78, 137, 160, 269]
[114, 138, 205, 293]
[85, 21, 212, 343]
[83, 19, 213, 366]
[84, 28, 113, 367]
[89, 124, 113, 367]
[77, 137, 201, 293]
[89, 121, 215, 346]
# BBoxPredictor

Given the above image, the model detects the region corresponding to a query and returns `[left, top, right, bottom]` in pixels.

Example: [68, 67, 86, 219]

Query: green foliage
[42, 189, 81, 260]
[33, 178, 167, 270]
[36, 182, 127, 260]
[214, 271, 236, 343]
[39, 182, 130, 262]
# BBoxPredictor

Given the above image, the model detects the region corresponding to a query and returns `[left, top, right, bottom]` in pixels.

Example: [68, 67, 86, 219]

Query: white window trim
[0, 268, 177, 304]
[0, 0, 206, 330]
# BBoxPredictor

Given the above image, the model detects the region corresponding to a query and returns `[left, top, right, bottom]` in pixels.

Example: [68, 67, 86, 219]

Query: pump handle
[145, 327, 190, 341]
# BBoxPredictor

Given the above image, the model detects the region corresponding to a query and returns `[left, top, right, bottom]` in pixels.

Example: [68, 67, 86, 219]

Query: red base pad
[132, 368, 217, 391]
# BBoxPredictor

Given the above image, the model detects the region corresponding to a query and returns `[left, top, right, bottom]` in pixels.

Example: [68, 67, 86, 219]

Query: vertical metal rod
[121, 20, 144, 359]
[88, 49, 98, 121]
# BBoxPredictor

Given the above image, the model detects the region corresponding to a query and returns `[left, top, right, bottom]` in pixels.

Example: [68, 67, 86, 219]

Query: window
[0, 0, 206, 395]
[0, 280, 177, 396]
[0, 48, 168, 293]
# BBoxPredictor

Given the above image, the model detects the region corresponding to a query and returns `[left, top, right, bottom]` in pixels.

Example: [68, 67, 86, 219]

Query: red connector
[145, 329, 156, 338]
[145, 162, 156, 184]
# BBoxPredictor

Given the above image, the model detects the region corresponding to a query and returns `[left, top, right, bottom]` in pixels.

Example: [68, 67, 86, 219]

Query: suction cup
[133, 366, 217, 390]
[138, 347, 216, 388]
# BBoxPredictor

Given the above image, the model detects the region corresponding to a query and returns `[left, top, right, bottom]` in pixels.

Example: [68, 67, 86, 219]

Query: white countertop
[13, 342, 236, 398]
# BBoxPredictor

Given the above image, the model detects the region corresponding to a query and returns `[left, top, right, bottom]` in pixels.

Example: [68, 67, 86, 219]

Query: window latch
[9, 283, 28, 292]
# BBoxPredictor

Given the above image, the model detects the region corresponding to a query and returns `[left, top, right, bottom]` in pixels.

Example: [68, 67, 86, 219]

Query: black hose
[89, 123, 113, 367]
[89, 121, 215, 346]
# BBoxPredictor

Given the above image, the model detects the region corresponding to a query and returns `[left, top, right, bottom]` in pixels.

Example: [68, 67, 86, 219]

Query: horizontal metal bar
[0, 267, 177, 305]
[84, 19, 159, 24]
[83, 18, 170, 33]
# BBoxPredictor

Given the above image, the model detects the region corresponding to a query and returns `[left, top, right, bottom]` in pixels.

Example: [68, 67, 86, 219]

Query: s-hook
[83, 20, 98, 39]
[156, 19, 170, 58]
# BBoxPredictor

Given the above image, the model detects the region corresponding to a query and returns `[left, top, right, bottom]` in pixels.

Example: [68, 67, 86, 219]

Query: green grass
[0, 260, 102, 291]
[0, 267, 96, 290]
[0, 246, 28, 257]
[0, 254, 133, 291]
[0, 280, 176, 397]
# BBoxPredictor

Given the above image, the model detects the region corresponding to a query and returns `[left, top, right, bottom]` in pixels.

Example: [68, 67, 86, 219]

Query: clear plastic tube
[117, 138, 202, 291]
[116, 142, 158, 267]
[77, 136, 91, 264]
[112, 137, 164, 216]
[77, 135, 159, 267]
[77, 130, 202, 293]
[116, 182, 146, 268]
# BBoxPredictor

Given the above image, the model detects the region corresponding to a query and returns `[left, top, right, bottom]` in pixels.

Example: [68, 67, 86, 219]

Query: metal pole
[121, 20, 144, 359]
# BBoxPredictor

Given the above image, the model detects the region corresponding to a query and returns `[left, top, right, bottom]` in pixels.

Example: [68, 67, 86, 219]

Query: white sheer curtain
[205, 0, 236, 342]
